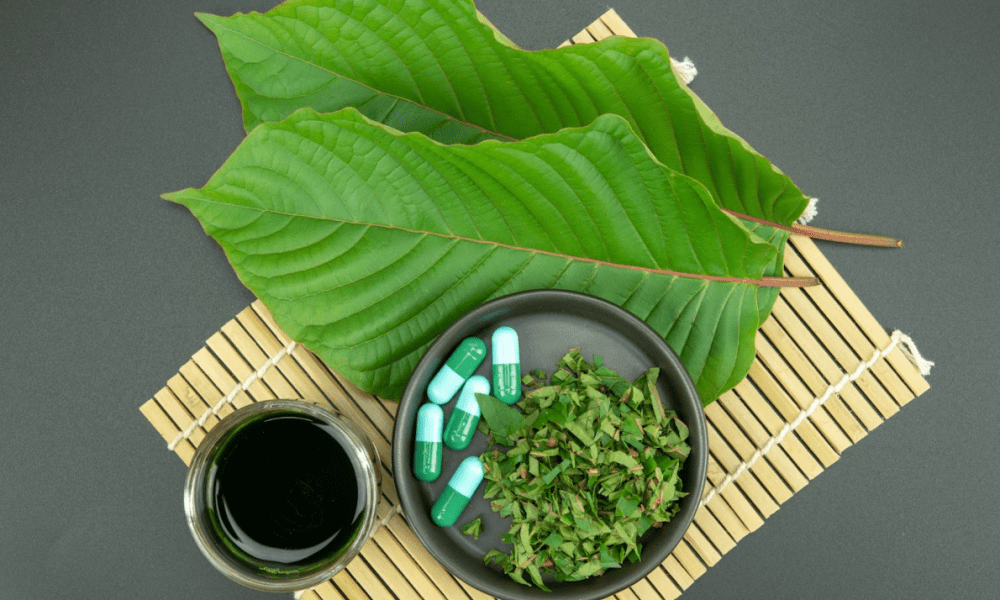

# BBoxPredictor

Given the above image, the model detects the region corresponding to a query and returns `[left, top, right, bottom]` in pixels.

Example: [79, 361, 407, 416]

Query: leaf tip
[161, 189, 196, 206]
[194, 11, 223, 28]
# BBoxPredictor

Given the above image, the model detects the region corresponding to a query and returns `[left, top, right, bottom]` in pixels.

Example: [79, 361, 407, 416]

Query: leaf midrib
[170, 191, 772, 286]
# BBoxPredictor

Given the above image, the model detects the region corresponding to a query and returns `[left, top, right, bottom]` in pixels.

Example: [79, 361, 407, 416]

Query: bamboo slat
[138, 10, 930, 600]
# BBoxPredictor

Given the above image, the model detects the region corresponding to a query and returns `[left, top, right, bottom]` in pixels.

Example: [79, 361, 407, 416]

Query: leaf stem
[721, 209, 903, 248]
[762, 276, 820, 288]
[790, 224, 904, 248]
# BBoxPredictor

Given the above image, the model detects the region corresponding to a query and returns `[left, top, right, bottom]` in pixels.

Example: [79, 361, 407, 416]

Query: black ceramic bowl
[392, 290, 707, 600]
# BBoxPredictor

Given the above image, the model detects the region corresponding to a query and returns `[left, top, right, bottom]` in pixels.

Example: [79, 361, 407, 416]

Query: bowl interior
[392, 290, 707, 600]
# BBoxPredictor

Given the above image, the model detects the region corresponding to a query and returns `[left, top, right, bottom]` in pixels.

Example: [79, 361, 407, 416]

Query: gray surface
[1, 0, 996, 598]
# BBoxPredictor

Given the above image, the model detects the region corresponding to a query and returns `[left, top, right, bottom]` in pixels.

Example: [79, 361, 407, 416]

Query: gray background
[2, 0, 997, 598]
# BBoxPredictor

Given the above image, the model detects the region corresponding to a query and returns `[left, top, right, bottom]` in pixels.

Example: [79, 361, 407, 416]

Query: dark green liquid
[206, 411, 365, 572]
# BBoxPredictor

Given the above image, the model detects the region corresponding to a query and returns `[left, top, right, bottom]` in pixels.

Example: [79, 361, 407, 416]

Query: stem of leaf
[790, 223, 904, 247]
[763, 276, 820, 288]
[721, 209, 903, 248]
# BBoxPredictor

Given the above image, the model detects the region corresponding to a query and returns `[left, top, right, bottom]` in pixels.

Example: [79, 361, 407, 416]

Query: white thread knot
[166, 340, 298, 451]
[670, 56, 697, 85]
[700, 329, 931, 506]
[896, 332, 934, 376]
[797, 197, 819, 225]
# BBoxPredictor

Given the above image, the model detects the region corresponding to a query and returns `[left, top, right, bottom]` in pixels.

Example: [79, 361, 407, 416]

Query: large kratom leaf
[197, 0, 810, 248]
[166, 108, 794, 404]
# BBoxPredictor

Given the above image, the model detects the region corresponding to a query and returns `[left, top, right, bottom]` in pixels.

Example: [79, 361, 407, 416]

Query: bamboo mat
[140, 10, 931, 600]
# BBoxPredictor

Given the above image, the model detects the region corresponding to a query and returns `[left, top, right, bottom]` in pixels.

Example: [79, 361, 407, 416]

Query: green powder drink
[184, 400, 381, 592]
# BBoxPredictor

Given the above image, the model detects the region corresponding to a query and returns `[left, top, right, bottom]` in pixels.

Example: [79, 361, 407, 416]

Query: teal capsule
[427, 337, 487, 405]
[431, 456, 484, 528]
[413, 404, 444, 482]
[491, 326, 521, 405]
[444, 375, 489, 451]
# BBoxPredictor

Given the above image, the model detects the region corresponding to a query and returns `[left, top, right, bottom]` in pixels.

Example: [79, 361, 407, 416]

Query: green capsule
[427, 337, 487, 405]
[491, 326, 521, 405]
[444, 375, 489, 451]
[431, 456, 484, 528]
[413, 404, 443, 482]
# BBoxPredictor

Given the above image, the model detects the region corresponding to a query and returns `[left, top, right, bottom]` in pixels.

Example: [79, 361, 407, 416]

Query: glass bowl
[184, 399, 381, 592]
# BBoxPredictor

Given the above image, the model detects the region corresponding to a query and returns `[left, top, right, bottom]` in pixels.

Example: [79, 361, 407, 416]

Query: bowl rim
[392, 290, 708, 600]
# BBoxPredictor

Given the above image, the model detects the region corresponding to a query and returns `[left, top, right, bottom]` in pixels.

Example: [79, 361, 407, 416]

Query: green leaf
[476, 393, 526, 438]
[541, 459, 570, 486]
[608, 451, 639, 470]
[199, 0, 808, 241]
[599, 544, 622, 570]
[616, 496, 640, 519]
[460, 515, 483, 540]
[532, 399, 568, 430]
[562, 420, 595, 447]
[166, 108, 781, 403]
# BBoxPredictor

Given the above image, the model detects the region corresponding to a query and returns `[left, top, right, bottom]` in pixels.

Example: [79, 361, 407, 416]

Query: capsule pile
[413, 327, 522, 528]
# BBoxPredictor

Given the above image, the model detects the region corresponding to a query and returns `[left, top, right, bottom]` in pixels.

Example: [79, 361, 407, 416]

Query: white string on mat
[166, 340, 298, 451]
[378, 504, 403, 529]
[699, 329, 932, 507]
